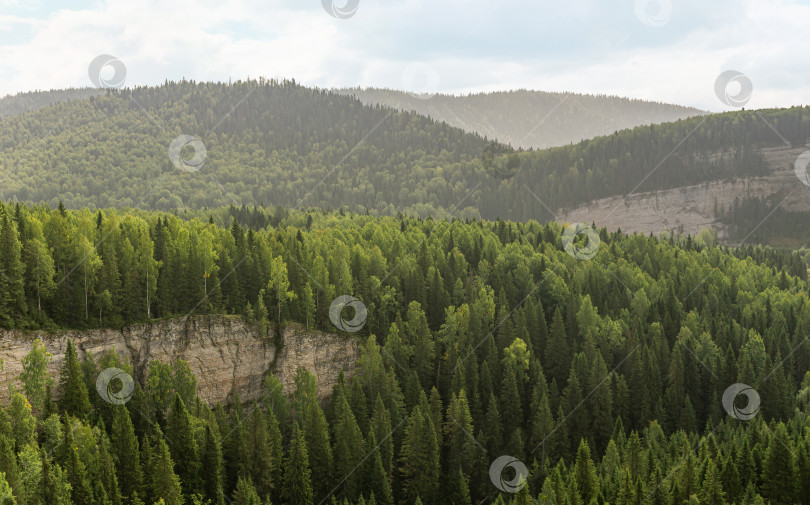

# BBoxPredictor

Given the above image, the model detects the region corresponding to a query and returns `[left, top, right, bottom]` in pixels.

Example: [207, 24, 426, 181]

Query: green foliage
[282, 423, 313, 505]
[17, 339, 53, 416]
[3, 83, 808, 235]
[0, 204, 809, 505]
[56, 340, 90, 418]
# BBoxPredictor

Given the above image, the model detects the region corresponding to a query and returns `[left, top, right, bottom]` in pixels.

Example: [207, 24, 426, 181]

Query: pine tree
[56, 339, 91, 418]
[282, 423, 313, 505]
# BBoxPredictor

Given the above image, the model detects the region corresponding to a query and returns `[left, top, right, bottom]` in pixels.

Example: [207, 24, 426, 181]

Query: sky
[0, 0, 809, 111]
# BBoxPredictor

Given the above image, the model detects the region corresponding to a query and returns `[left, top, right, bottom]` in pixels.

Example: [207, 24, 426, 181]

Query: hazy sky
[1, 0, 809, 111]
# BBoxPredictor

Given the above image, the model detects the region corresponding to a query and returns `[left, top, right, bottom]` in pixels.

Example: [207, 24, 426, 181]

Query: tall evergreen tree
[111, 405, 143, 504]
[56, 339, 91, 418]
[282, 423, 314, 505]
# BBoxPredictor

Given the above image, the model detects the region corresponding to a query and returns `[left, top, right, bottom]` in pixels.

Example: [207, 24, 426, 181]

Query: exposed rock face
[0, 315, 359, 405]
[558, 145, 810, 240]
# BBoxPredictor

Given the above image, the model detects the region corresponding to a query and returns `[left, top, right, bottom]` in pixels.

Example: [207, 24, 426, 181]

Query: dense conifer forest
[1, 200, 809, 505]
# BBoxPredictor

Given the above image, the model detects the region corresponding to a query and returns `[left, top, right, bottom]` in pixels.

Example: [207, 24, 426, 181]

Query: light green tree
[268, 256, 296, 324]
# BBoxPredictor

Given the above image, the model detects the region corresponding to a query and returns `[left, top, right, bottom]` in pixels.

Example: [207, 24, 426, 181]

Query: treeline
[0, 81, 808, 224]
[1, 202, 810, 503]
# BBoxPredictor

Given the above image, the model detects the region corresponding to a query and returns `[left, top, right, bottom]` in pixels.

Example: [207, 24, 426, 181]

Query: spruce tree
[573, 439, 598, 504]
[544, 308, 570, 387]
[39, 457, 72, 505]
[201, 423, 225, 505]
[150, 436, 183, 505]
[399, 406, 439, 505]
[760, 423, 798, 504]
[231, 476, 262, 505]
[282, 423, 313, 505]
[111, 405, 143, 503]
[56, 340, 91, 418]
[363, 430, 393, 505]
[304, 398, 333, 502]
[0, 207, 26, 326]
[165, 393, 200, 496]
[64, 427, 95, 505]
[332, 387, 365, 501]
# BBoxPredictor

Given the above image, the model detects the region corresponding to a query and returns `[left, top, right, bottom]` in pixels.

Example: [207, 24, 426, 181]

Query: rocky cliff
[0, 315, 360, 405]
[558, 145, 809, 240]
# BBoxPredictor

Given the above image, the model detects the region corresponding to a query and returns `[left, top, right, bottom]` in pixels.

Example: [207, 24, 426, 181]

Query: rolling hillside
[337, 87, 705, 149]
[1, 80, 809, 245]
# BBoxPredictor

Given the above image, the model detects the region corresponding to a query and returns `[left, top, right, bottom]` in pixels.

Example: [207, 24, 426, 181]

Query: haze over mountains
[338, 88, 705, 149]
[1, 80, 808, 246]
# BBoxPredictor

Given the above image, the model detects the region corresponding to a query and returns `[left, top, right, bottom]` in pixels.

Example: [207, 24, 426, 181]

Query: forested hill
[1, 201, 809, 505]
[1, 80, 809, 235]
[0, 88, 103, 119]
[337, 87, 705, 149]
[0, 79, 504, 213]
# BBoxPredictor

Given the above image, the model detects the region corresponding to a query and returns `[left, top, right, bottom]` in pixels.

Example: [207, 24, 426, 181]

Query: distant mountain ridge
[0, 87, 103, 119]
[1, 80, 809, 246]
[336, 87, 705, 149]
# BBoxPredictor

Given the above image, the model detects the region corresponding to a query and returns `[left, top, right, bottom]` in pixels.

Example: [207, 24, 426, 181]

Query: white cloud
[0, 0, 808, 111]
